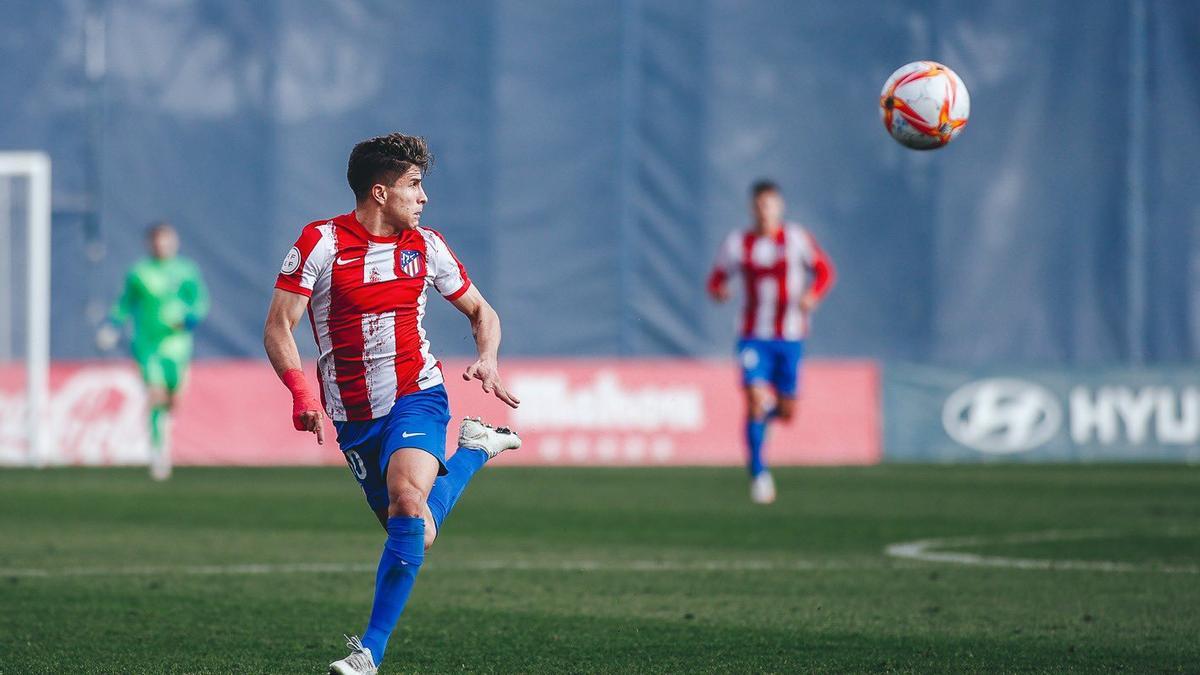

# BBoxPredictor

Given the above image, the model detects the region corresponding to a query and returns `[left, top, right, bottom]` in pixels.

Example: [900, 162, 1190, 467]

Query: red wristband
[281, 369, 321, 431]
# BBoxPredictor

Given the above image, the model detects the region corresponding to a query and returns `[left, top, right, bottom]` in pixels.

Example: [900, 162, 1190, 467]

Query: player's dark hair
[750, 179, 780, 198]
[145, 221, 173, 238]
[347, 133, 433, 202]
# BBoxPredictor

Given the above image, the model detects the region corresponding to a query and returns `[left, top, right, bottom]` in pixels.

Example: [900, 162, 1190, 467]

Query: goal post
[0, 152, 51, 467]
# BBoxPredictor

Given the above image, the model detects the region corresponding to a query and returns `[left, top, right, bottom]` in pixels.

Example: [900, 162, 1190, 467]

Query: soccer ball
[879, 61, 970, 150]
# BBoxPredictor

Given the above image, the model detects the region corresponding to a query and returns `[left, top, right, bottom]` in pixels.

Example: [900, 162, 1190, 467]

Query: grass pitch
[1, 464, 1198, 673]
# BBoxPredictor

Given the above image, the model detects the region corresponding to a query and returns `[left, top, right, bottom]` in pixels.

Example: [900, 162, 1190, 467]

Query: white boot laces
[342, 635, 375, 670]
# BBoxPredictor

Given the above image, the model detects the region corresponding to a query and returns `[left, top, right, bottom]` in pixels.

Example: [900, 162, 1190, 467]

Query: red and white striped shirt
[707, 223, 835, 340]
[275, 211, 471, 422]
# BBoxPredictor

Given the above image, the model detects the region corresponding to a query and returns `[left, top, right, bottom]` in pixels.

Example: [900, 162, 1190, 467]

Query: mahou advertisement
[0, 359, 880, 467]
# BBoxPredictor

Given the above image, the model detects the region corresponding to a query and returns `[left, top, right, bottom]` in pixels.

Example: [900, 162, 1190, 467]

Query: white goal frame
[0, 152, 51, 466]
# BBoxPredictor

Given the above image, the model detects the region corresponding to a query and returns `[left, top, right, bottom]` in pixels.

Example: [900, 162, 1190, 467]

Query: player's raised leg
[424, 418, 520, 544]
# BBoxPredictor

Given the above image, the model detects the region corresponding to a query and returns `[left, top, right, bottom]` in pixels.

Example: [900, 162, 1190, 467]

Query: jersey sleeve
[108, 268, 138, 325]
[804, 231, 836, 299]
[425, 229, 472, 301]
[275, 223, 334, 297]
[706, 232, 740, 296]
[180, 260, 210, 326]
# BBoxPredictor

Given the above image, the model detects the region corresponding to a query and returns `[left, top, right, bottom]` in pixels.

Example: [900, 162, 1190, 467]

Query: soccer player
[97, 222, 209, 481]
[263, 133, 521, 675]
[706, 180, 835, 504]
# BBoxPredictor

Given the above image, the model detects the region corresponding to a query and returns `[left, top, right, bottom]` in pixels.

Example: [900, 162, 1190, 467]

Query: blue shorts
[333, 385, 451, 511]
[737, 338, 805, 398]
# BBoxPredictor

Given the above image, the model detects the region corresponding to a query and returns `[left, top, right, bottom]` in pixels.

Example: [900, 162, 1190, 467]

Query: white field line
[12, 530, 1195, 579]
[885, 529, 1200, 575]
[0, 558, 896, 579]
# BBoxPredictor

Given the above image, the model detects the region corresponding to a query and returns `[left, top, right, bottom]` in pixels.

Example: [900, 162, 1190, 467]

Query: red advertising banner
[0, 359, 880, 467]
[0, 364, 149, 466]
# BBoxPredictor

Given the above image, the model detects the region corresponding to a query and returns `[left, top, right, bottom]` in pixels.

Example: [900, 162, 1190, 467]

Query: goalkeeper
[97, 222, 209, 480]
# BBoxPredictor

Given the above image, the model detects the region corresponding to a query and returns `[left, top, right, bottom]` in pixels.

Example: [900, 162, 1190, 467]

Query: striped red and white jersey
[275, 211, 471, 422]
[707, 223, 835, 340]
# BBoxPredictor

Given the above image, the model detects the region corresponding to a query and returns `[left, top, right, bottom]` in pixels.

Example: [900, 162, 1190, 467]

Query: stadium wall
[4, 360, 1196, 466]
[2, 0, 1199, 365]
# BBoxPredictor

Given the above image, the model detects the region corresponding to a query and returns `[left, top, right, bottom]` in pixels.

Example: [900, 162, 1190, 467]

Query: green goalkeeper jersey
[109, 256, 209, 360]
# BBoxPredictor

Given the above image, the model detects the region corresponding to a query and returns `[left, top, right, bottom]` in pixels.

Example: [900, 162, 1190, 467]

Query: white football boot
[328, 635, 377, 675]
[750, 471, 776, 505]
[457, 417, 521, 459]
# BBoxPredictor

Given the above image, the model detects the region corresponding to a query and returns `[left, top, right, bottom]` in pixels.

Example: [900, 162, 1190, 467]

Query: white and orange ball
[880, 61, 970, 150]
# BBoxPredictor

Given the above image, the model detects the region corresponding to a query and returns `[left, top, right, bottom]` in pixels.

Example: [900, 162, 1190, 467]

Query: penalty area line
[884, 529, 1200, 575]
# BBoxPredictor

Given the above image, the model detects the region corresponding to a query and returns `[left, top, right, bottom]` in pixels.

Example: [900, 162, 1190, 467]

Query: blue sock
[426, 447, 488, 529]
[361, 516, 425, 664]
[746, 417, 768, 477]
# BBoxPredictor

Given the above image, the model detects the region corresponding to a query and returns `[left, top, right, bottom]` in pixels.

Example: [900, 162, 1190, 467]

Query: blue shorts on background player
[738, 339, 805, 398]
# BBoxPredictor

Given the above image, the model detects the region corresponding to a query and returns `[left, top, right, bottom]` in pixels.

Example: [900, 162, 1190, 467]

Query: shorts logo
[345, 450, 368, 480]
[280, 246, 302, 275]
[740, 347, 760, 369]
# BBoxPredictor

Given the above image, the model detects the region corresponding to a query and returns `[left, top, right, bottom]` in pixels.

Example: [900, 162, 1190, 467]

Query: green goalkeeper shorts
[133, 337, 192, 393]
[137, 352, 189, 392]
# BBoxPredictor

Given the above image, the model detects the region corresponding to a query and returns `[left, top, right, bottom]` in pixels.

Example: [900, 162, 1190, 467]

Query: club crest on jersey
[399, 250, 425, 278]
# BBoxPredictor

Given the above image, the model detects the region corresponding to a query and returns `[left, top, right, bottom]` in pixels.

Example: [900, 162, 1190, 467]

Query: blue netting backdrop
[1, 0, 1196, 364]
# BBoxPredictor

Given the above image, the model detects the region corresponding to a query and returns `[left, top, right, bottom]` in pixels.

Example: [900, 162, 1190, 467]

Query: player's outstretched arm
[707, 234, 736, 303]
[97, 270, 136, 351]
[263, 288, 324, 444]
[706, 269, 731, 302]
[450, 284, 520, 409]
[799, 239, 836, 313]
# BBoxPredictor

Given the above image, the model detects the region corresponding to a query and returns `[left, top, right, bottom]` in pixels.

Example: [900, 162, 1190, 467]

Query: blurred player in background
[263, 133, 521, 675]
[707, 180, 835, 504]
[97, 222, 209, 481]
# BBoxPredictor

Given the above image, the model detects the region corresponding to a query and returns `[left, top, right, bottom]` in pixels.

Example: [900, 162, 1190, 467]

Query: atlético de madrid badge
[399, 250, 425, 278]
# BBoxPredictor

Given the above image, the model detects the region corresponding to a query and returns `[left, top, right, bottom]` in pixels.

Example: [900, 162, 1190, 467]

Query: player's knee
[421, 504, 438, 549]
[776, 400, 796, 422]
[148, 388, 168, 407]
[388, 487, 426, 519]
[746, 390, 769, 420]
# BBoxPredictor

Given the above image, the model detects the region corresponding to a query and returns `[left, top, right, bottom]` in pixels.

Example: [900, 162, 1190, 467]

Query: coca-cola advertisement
[0, 364, 149, 466]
